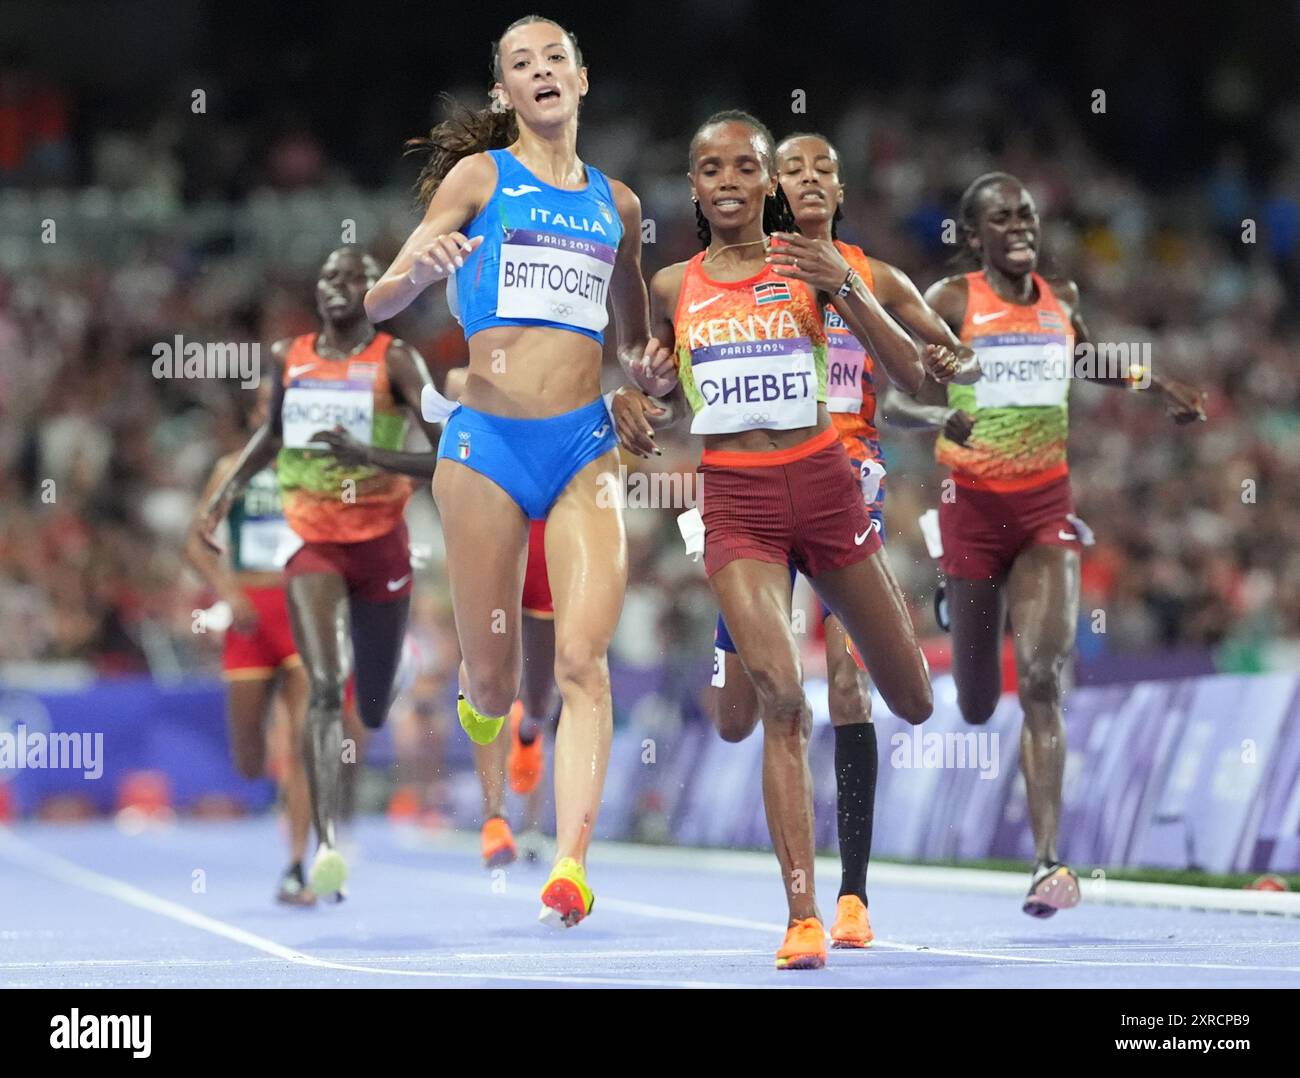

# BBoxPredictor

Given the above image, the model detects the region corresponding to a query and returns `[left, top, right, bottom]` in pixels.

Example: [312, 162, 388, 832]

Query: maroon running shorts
[938, 473, 1083, 581]
[699, 426, 882, 579]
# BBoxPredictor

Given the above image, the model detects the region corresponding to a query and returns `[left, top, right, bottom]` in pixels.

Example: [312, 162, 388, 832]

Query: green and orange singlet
[674, 251, 829, 435]
[936, 271, 1074, 492]
[275, 332, 413, 543]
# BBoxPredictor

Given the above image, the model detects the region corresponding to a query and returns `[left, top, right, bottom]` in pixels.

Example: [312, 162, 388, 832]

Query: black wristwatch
[835, 267, 858, 298]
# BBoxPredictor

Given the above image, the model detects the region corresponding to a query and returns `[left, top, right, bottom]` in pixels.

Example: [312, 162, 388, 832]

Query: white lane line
[7, 827, 1297, 981]
[369, 858, 1300, 975]
[393, 826, 1300, 918]
[0, 832, 781, 989]
[0, 958, 283, 970]
[0, 950, 767, 971]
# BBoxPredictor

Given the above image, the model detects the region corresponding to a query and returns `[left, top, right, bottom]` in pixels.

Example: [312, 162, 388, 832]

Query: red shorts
[222, 585, 300, 678]
[284, 519, 413, 603]
[699, 426, 881, 579]
[522, 519, 553, 617]
[939, 474, 1083, 581]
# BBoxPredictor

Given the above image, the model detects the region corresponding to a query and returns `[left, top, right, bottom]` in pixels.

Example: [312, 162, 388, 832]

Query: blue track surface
[2, 818, 1298, 988]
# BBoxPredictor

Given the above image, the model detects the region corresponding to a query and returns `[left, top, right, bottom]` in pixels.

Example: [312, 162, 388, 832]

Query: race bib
[238, 516, 302, 571]
[859, 457, 886, 506]
[689, 337, 818, 435]
[282, 382, 374, 449]
[711, 646, 727, 688]
[826, 335, 865, 413]
[496, 229, 616, 333]
[973, 333, 1072, 408]
[676, 507, 705, 561]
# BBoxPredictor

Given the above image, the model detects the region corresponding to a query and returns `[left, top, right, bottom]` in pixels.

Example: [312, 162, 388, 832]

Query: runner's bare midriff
[463, 325, 605, 418]
[702, 403, 833, 455]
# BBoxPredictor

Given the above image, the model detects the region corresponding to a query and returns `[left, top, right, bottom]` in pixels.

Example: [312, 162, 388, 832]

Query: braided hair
[406, 16, 585, 207]
[777, 131, 845, 240]
[689, 110, 797, 249]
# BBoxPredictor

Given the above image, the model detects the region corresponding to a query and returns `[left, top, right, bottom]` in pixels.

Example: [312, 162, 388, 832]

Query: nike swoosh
[287, 364, 318, 379]
[386, 574, 412, 592]
[502, 184, 541, 197]
[1058, 530, 1078, 541]
[591, 424, 610, 438]
[854, 529, 872, 545]
[688, 294, 724, 314]
[972, 310, 1008, 325]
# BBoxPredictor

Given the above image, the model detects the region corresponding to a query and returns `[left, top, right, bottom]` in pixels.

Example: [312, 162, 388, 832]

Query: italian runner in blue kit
[440, 145, 621, 517]
[366, 15, 663, 930]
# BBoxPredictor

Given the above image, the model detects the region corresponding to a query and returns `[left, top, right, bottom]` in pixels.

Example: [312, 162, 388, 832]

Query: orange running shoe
[507, 701, 543, 795]
[387, 783, 421, 821]
[480, 816, 517, 868]
[830, 895, 874, 948]
[775, 917, 827, 970]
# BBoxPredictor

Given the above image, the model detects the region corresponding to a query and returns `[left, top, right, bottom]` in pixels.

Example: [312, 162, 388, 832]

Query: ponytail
[406, 15, 585, 207]
[406, 94, 517, 207]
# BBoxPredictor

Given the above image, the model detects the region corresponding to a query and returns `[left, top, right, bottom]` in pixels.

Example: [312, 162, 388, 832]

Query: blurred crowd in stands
[1, 33, 1298, 682]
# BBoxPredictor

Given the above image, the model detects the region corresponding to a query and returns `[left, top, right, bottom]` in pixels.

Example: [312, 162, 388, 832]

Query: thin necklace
[704, 237, 767, 263]
[317, 331, 374, 360]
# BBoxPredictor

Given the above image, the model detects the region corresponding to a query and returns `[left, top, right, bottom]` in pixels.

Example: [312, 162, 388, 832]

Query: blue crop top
[448, 147, 623, 345]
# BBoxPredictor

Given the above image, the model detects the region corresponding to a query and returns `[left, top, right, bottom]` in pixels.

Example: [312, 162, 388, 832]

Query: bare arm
[879, 276, 974, 444]
[377, 338, 444, 474]
[610, 263, 686, 457]
[443, 366, 469, 401]
[310, 339, 442, 478]
[197, 342, 289, 551]
[878, 377, 955, 429]
[767, 232, 924, 394]
[606, 179, 659, 390]
[185, 453, 245, 598]
[872, 259, 981, 385]
[364, 154, 494, 323]
[1054, 279, 1205, 421]
[830, 274, 924, 394]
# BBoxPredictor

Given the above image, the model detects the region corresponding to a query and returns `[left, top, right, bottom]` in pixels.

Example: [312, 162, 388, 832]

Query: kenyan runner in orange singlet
[887, 172, 1206, 916]
[199, 246, 446, 901]
[707, 131, 977, 949]
[613, 112, 956, 970]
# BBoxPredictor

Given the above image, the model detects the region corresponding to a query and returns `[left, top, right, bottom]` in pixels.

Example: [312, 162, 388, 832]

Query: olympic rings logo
[549, 303, 575, 317]
[741, 412, 771, 424]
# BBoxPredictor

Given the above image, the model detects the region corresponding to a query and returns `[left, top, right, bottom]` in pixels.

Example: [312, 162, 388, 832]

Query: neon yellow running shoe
[308, 843, 348, 899]
[538, 857, 594, 928]
[457, 693, 506, 746]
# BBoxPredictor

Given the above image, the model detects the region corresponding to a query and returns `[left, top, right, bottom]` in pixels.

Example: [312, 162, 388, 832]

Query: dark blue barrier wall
[5, 670, 1298, 874]
[0, 677, 276, 814]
